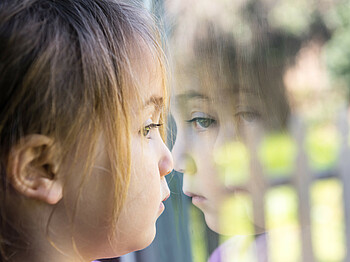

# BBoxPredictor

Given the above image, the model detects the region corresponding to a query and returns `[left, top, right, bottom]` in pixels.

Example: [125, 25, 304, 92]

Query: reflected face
[56, 57, 173, 260]
[171, 84, 263, 235]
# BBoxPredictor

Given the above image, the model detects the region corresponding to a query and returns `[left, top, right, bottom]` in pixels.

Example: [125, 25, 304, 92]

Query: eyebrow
[144, 96, 164, 109]
[233, 88, 260, 96]
[175, 91, 209, 102]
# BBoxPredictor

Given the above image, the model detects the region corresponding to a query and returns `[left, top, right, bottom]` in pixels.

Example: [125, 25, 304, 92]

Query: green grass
[305, 126, 340, 171]
[311, 179, 345, 262]
[266, 186, 301, 262]
[258, 124, 340, 176]
[259, 133, 297, 177]
[189, 206, 208, 262]
[190, 123, 344, 261]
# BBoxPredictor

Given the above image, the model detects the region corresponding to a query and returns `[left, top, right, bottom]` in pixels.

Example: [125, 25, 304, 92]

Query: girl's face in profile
[52, 57, 173, 260]
[172, 81, 263, 235]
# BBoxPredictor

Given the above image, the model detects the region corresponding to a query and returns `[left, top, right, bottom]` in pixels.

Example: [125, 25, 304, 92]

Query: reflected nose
[172, 132, 185, 173]
[159, 141, 174, 177]
[172, 135, 197, 175]
[173, 147, 198, 177]
[181, 155, 197, 194]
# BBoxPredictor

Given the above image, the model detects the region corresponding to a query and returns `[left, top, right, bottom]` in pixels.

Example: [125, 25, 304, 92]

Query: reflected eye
[236, 111, 261, 124]
[140, 123, 163, 137]
[187, 117, 216, 130]
[236, 111, 261, 123]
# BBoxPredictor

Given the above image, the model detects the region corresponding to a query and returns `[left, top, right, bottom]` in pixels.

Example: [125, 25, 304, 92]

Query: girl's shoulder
[208, 234, 268, 262]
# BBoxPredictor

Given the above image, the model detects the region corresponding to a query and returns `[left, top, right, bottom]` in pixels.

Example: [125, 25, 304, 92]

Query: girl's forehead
[174, 58, 262, 108]
[124, 38, 165, 104]
[174, 77, 232, 104]
[128, 58, 165, 114]
[129, 38, 161, 76]
[137, 56, 164, 100]
[173, 80, 263, 116]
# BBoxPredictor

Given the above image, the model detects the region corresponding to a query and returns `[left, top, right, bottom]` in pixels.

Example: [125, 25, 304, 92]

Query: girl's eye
[142, 125, 151, 137]
[187, 117, 216, 130]
[236, 111, 261, 123]
[140, 123, 163, 137]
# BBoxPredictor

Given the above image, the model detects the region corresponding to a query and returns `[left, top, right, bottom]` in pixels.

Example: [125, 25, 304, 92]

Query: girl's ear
[7, 134, 63, 205]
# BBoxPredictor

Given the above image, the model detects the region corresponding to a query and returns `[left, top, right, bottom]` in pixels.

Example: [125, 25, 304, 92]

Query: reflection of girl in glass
[169, 1, 291, 261]
[0, 1, 173, 261]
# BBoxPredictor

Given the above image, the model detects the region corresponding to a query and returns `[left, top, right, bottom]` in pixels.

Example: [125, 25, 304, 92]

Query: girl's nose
[172, 135, 197, 175]
[159, 142, 174, 177]
[171, 133, 185, 174]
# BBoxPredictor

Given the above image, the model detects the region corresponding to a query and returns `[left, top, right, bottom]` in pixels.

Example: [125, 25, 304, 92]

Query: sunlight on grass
[266, 186, 300, 262]
[190, 125, 343, 262]
[311, 179, 345, 262]
[219, 194, 255, 235]
[191, 180, 345, 262]
[190, 206, 208, 262]
[259, 133, 296, 177]
[258, 125, 340, 177]
[214, 141, 250, 186]
[305, 125, 340, 171]
[264, 180, 345, 262]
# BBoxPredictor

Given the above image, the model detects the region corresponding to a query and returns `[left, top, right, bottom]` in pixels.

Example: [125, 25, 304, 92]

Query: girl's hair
[0, 0, 167, 258]
[170, 2, 292, 131]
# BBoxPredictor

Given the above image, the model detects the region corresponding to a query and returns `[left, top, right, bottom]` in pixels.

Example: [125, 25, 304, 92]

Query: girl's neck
[8, 229, 83, 262]
[9, 245, 78, 262]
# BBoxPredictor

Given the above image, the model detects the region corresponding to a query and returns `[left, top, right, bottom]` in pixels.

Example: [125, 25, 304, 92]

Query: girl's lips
[191, 195, 206, 205]
[184, 191, 207, 205]
[158, 202, 165, 215]
[162, 193, 170, 202]
[158, 193, 170, 215]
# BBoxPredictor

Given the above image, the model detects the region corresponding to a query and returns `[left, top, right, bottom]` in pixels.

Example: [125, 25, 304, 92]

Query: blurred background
[107, 0, 350, 261]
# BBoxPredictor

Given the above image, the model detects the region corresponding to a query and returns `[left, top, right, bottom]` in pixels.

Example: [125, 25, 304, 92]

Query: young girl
[0, 0, 173, 261]
[168, 0, 292, 261]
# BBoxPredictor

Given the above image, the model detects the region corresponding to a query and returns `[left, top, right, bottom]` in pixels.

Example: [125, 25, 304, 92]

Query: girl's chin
[203, 212, 221, 233]
[96, 225, 157, 259]
[203, 212, 254, 236]
[130, 224, 157, 253]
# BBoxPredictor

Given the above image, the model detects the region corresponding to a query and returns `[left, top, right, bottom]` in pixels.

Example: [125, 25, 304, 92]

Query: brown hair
[169, 2, 291, 131]
[0, 0, 167, 259]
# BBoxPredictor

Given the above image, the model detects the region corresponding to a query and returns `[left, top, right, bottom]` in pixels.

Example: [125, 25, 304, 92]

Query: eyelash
[235, 111, 261, 123]
[186, 117, 217, 130]
[185, 111, 260, 132]
[140, 123, 163, 137]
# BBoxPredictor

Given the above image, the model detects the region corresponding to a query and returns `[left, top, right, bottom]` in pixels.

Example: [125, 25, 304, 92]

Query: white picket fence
[245, 108, 350, 262]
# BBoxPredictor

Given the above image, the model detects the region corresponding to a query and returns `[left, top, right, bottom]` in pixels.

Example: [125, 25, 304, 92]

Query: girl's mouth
[162, 194, 170, 202]
[158, 193, 170, 214]
[184, 191, 207, 205]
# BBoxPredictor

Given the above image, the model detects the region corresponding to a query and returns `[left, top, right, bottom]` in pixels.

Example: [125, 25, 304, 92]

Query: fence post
[337, 107, 350, 262]
[246, 124, 269, 262]
[290, 115, 315, 262]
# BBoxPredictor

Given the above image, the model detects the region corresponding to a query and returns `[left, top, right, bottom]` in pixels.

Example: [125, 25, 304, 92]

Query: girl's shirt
[208, 233, 268, 262]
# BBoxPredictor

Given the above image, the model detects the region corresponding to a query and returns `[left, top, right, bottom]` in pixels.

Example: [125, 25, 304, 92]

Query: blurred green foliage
[215, 141, 250, 186]
[305, 125, 340, 171]
[257, 124, 339, 177]
[325, 1, 350, 93]
[268, 0, 313, 36]
[190, 206, 209, 262]
[219, 194, 255, 235]
[259, 133, 296, 177]
[185, 0, 349, 260]
[311, 179, 345, 262]
[266, 186, 300, 262]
